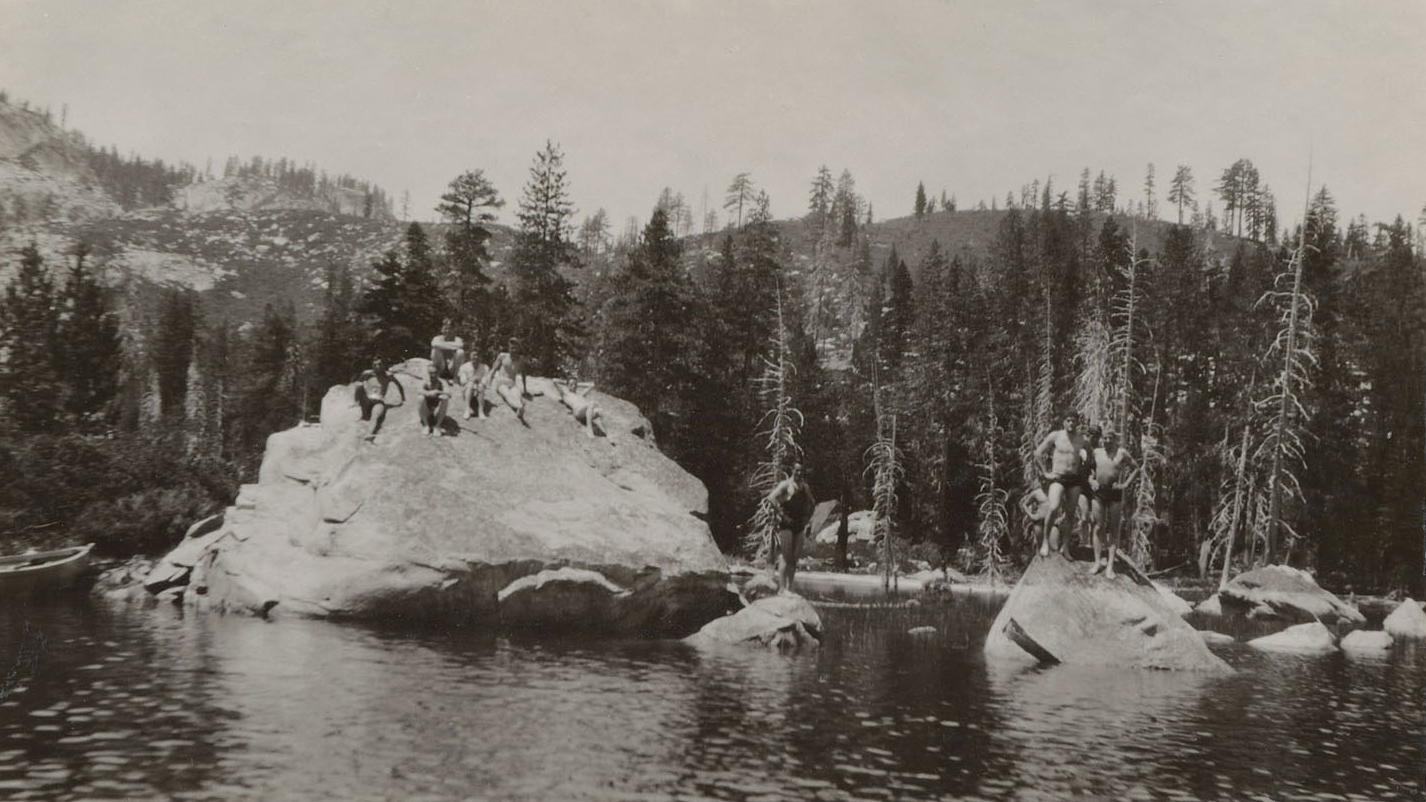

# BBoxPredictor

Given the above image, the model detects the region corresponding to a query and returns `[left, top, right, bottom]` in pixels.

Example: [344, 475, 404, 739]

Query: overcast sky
[2, 0, 1422, 232]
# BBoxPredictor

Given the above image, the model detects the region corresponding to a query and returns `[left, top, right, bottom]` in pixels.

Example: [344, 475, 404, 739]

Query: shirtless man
[481, 337, 527, 423]
[1087, 426, 1139, 578]
[1072, 425, 1103, 554]
[352, 358, 405, 441]
[418, 362, 451, 436]
[429, 318, 467, 382]
[1033, 410, 1089, 558]
[552, 378, 603, 438]
[766, 462, 815, 595]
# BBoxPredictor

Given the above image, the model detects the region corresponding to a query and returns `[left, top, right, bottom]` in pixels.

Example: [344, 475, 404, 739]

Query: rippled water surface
[1, 595, 1421, 801]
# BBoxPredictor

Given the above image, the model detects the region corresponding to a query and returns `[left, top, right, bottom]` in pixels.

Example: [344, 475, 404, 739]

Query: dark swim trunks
[1096, 486, 1123, 503]
[1043, 472, 1088, 492]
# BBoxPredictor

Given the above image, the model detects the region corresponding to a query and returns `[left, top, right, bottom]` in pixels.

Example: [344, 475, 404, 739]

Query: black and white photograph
[0, 1, 1422, 799]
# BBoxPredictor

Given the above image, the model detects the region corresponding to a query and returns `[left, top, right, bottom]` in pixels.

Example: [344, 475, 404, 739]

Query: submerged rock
[983, 553, 1231, 673]
[1198, 630, 1235, 645]
[1218, 565, 1364, 625]
[1383, 598, 1426, 640]
[145, 362, 738, 636]
[1340, 630, 1393, 654]
[685, 594, 822, 651]
[1247, 621, 1337, 653]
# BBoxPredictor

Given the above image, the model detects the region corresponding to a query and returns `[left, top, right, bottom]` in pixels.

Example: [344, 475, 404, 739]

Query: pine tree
[0, 244, 62, 431]
[57, 241, 121, 426]
[153, 288, 198, 418]
[594, 208, 702, 437]
[724, 172, 755, 229]
[437, 169, 503, 225]
[511, 140, 582, 376]
[914, 182, 927, 219]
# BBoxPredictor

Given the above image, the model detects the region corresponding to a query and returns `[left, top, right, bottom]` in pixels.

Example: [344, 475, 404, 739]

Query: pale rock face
[139, 361, 739, 636]
[1382, 598, 1426, 640]
[1218, 565, 1365, 625]
[983, 553, 1232, 673]
[1247, 621, 1338, 653]
[1340, 630, 1394, 654]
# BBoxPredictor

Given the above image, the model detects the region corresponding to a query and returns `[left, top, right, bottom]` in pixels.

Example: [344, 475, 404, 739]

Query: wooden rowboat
[0, 543, 94, 595]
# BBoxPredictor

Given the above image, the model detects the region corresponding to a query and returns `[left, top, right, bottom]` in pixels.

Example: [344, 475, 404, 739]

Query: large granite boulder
[984, 553, 1231, 673]
[1383, 598, 1426, 640]
[684, 594, 823, 651]
[1216, 565, 1364, 625]
[145, 362, 739, 636]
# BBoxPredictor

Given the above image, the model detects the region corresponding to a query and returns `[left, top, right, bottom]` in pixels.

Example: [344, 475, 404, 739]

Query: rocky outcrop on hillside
[129, 362, 739, 636]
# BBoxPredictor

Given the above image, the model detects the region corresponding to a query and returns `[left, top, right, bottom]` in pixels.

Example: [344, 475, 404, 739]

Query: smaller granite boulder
[1199, 630, 1235, 645]
[685, 594, 822, 651]
[1340, 630, 1393, 654]
[1382, 598, 1426, 640]
[1195, 594, 1224, 616]
[1247, 621, 1337, 653]
[1220, 566, 1364, 625]
[1152, 580, 1194, 617]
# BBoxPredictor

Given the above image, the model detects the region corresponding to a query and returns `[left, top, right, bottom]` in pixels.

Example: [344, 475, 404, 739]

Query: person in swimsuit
[1032, 410, 1089, 559]
[1087, 426, 1139, 578]
[481, 337, 528, 423]
[459, 359, 490, 420]
[352, 358, 405, 441]
[552, 378, 604, 438]
[1072, 425, 1102, 555]
[429, 318, 467, 382]
[418, 362, 451, 436]
[765, 462, 815, 595]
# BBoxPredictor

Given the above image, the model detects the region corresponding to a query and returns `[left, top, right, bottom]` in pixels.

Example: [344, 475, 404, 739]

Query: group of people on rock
[1028, 409, 1138, 578]
[762, 408, 1141, 598]
[349, 318, 604, 441]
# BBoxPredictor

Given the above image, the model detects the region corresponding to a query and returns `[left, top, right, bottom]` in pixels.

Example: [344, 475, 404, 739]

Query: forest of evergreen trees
[1, 143, 1421, 595]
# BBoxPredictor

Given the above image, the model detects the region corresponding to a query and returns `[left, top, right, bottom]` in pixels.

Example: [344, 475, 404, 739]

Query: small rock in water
[1383, 598, 1426, 640]
[1195, 594, 1223, 616]
[1198, 630, 1235, 645]
[907, 626, 936, 637]
[1340, 629, 1393, 654]
[1247, 621, 1337, 653]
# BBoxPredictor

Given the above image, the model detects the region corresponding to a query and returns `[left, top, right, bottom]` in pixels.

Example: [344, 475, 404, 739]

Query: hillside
[0, 95, 412, 328]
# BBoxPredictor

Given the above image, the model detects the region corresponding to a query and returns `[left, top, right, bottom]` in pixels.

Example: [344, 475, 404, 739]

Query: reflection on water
[0, 595, 1421, 801]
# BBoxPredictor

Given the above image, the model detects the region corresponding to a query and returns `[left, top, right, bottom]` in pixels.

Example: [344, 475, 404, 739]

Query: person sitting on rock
[429, 318, 467, 382]
[459, 359, 490, 420]
[552, 378, 603, 438]
[481, 337, 528, 424]
[352, 357, 405, 441]
[766, 462, 816, 595]
[418, 362, 451, 436]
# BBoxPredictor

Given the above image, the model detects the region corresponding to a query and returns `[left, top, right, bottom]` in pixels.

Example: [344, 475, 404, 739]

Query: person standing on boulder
[429, 318, 467, 382]
[418, 362, 451, 436]
[1032, 410, 1089, 559]
[353, 358, 405, 442]
[482, 337, 528, 424]
[766, 462, 815, 595]
[1087, 426, 1138, 579]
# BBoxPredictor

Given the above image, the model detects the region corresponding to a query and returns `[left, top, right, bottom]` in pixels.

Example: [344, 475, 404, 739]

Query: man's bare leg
[366, 401, 387, 441]
[1088, 498, 1106, 574]
[1040, 483, 1064, 557]
[1105, 501, 1122, 579]
[1058, 486, 1081, 558]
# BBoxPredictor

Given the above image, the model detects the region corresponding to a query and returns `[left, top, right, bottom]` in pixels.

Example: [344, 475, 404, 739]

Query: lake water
[0, 593, 1421, 801]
